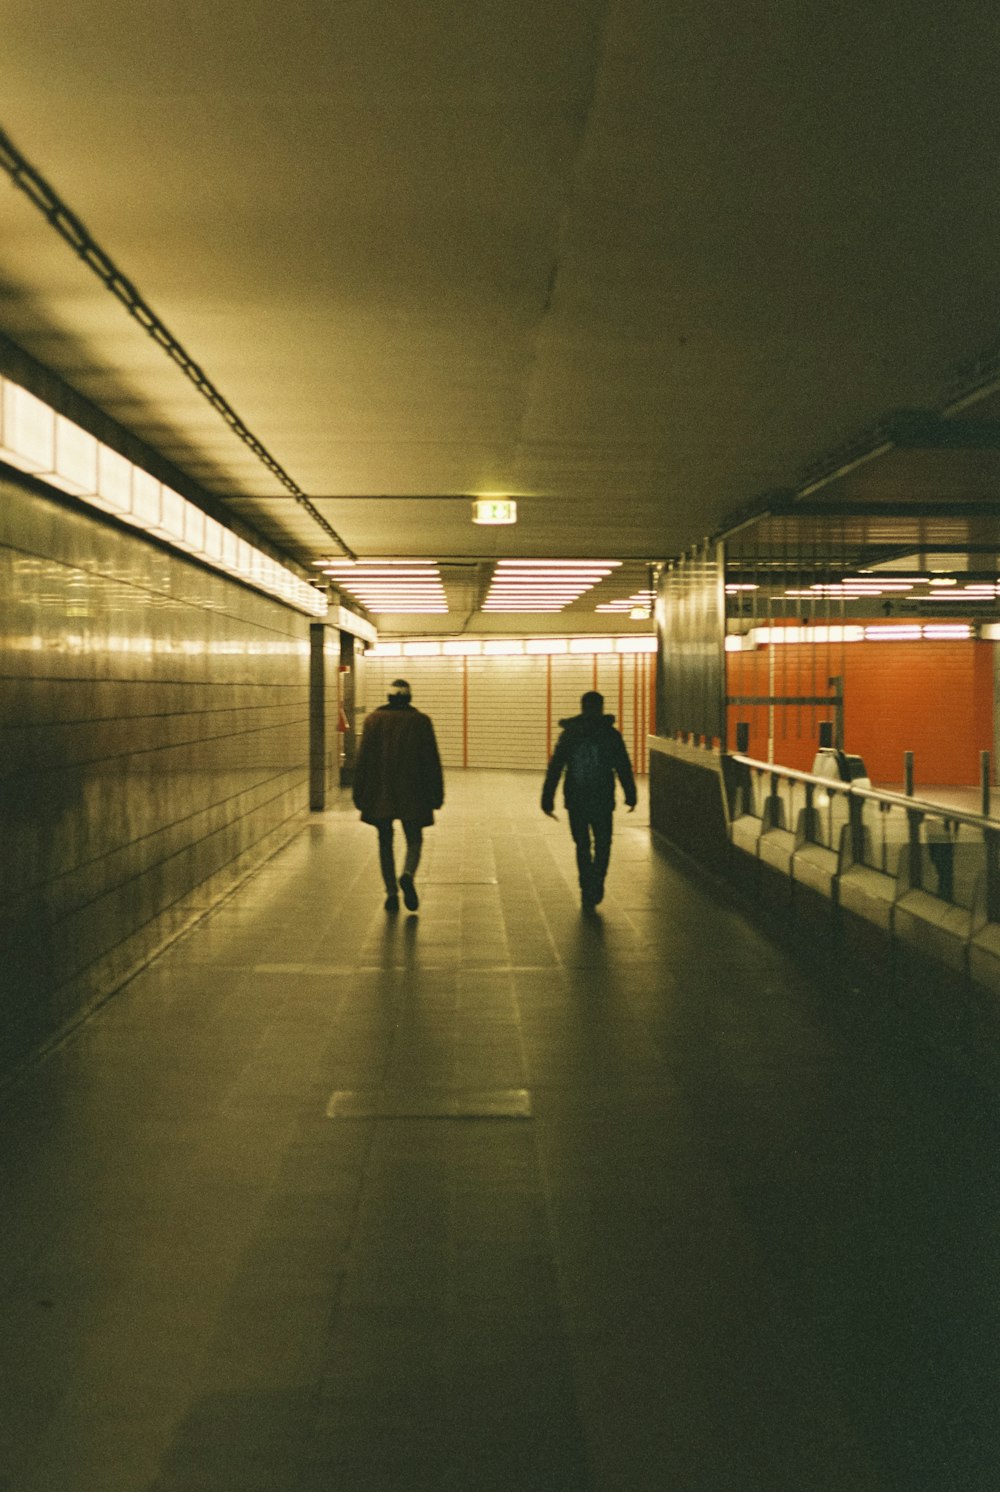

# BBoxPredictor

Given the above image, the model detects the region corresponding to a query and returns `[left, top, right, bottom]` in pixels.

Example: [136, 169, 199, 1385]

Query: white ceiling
[2, 1, 1000, 630]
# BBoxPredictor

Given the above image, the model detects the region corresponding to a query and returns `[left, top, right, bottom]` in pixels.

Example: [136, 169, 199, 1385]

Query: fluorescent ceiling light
[616, 637, 657, 653]
[494, 559, 620, 568]
[0, 382, 55, 472]
[569, 638, 616, 653]
[49, 416, 98, 495]
[129, 469, 161, 528]
[0, 374, 326, 618]
[863, 626, 922, 639]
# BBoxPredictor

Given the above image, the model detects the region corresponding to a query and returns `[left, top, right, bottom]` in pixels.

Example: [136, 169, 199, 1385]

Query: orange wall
[727, 638, 994, 785]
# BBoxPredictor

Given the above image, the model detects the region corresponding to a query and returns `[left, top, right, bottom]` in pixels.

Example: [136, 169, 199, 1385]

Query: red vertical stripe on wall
[632, 656, 640, 768]
[618, 655, 625, 729]
[546, 655, 553, 758]
[641, 656, 649, 771]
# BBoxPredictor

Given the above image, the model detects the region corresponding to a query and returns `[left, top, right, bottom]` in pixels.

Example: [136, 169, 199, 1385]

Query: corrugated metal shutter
[549, 655, 596, 745]
[466, 655, 548, 770]
[362, 656, 465, 766]
[362, 648, 652, 773]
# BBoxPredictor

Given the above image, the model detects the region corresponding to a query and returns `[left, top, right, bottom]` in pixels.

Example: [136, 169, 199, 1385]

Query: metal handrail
[728, 753, 851, 792]
[729, 753, 992, 828]
[728, 751, 1000, 916]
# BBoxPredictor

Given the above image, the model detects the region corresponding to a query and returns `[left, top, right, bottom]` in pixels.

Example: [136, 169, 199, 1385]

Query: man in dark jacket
[353, 678, 444, 912]
[541, 690, 637, 908]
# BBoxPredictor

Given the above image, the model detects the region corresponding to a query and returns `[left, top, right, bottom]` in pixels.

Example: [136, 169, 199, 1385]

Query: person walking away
[353, 678, 444, 912]
[541, 690, 636, 908]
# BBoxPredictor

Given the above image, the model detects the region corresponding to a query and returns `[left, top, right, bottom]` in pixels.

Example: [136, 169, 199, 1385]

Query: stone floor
[2, 770, 999, 1491]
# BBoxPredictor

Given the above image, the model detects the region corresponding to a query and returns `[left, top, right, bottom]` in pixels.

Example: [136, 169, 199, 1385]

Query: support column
[309, 623, 329, 811]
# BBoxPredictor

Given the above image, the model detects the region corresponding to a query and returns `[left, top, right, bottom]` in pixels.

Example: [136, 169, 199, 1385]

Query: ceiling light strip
[735, 623, 975, 647]
[0, 123, 355, 559]
[0, 375, 327, 618]
[369, 635, 657, 657]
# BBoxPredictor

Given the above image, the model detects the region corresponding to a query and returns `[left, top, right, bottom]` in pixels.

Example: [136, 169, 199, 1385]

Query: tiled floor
[2, 770, 999, 1491]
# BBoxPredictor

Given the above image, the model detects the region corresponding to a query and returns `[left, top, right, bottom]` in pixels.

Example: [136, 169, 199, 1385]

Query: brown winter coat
[352, 701, 444, 827]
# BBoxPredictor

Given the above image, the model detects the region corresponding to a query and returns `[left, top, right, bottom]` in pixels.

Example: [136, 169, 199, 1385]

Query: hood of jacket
[557, 711, 617, 734]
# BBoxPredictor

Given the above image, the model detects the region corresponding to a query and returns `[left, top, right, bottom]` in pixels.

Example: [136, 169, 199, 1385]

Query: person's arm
[352, 715, 372, 808]
[615, 732, 637, 809]
[422, 717, 444, 808]
[541, 736, 568, 815]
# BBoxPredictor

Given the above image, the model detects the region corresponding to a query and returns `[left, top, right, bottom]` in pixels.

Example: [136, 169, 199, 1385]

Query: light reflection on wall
[0, 467, 314, 1079]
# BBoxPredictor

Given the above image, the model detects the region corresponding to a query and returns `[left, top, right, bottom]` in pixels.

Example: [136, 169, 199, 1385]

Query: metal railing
[727, 755, 997, 919]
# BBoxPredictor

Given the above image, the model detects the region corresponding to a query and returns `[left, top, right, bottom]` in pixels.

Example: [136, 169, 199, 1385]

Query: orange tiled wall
[726, 638, 994, 785]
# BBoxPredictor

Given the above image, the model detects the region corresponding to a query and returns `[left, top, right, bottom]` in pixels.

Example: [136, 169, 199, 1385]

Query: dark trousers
[375, 820, 423, 893]
[568, 805, 613, 897]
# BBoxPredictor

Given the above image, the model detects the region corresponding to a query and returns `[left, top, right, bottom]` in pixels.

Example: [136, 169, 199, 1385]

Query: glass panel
[860, 800, 911, 876]
[812, 784, 850, 849]
[920, 816, 985, 908]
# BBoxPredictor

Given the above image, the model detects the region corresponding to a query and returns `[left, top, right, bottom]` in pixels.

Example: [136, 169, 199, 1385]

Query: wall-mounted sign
[471, 499, 517, 525]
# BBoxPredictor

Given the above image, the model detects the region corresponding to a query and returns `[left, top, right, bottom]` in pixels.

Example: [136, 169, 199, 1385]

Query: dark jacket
[353, 700, 444, 826]
[541, 712, 637, 815]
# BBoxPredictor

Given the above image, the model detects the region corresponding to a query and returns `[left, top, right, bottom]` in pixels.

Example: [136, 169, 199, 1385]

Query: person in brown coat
[353, 678, 444, 912]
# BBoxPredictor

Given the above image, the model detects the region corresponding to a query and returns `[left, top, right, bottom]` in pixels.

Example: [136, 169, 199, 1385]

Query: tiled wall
[0, 471, 312, 1076]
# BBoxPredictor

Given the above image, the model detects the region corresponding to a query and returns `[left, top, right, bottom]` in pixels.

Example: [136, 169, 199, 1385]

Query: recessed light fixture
[483, 559, 620, 613]
[322, 559, 448, 614]
[596, 588, 656, 615]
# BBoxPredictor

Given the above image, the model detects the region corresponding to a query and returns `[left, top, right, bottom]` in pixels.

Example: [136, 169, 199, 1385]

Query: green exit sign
[471, 499, 517, 525]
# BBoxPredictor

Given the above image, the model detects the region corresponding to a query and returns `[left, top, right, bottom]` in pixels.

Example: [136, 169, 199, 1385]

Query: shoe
[384, 892, 399, 913]
[591, 882, 605, 906]
[399, 873, 419, 911]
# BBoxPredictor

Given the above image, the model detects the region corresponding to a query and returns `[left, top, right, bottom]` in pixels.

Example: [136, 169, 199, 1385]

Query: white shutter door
[549, 655, 595, 740]
[363, 646, 652, 776]
[361, 656, 465, 766]
[466, 655, 548, 770]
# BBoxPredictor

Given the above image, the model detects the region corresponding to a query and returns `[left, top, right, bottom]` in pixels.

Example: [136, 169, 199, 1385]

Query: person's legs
[398, 821, 423, 910]
[400, 822, 423, 878]
[568, 806, 596, 902]
[375, 820, 398, 903]
[590, 810, 614, 904]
